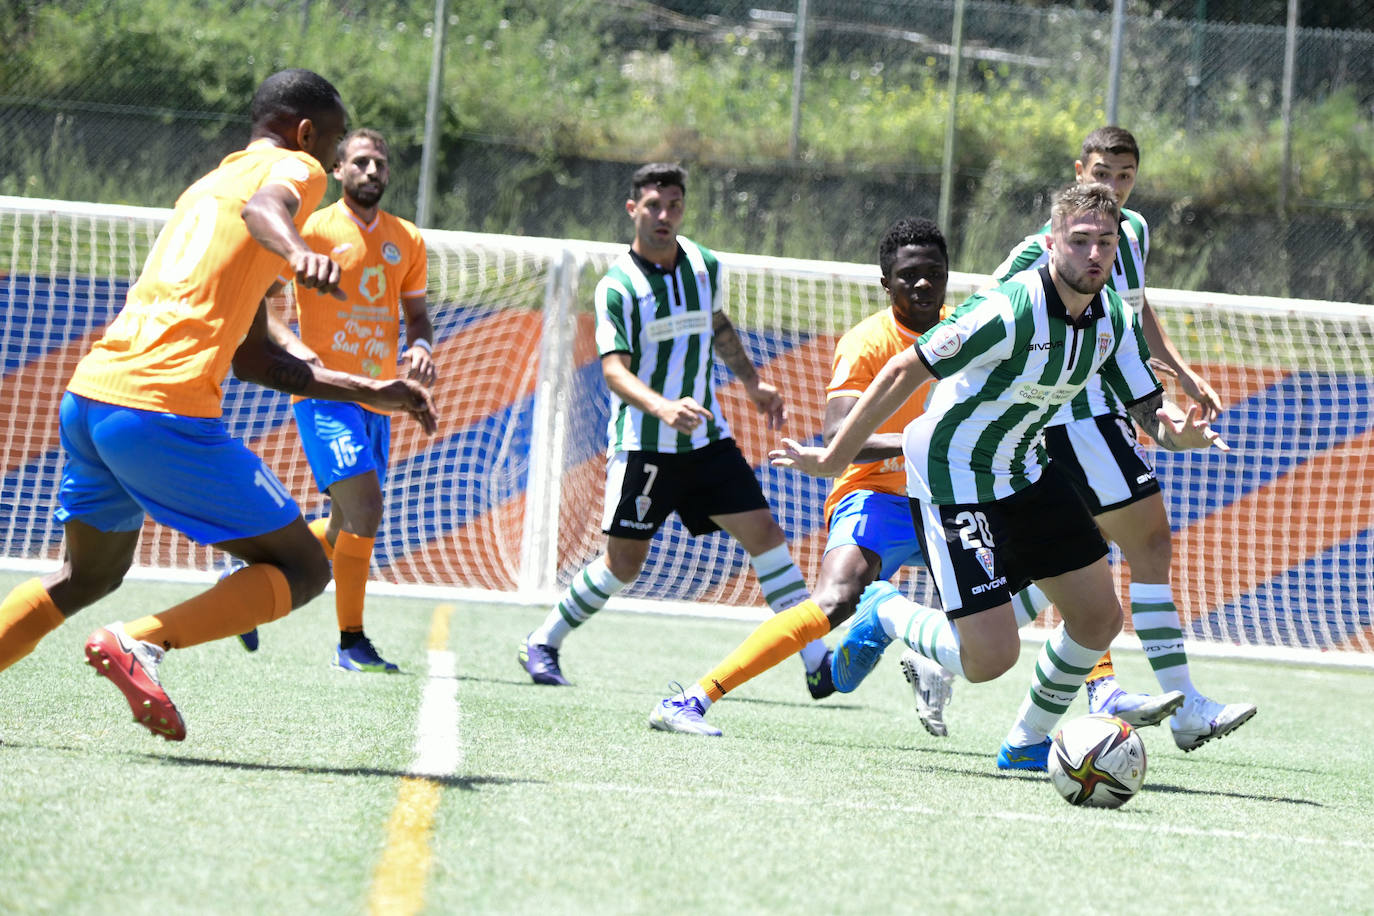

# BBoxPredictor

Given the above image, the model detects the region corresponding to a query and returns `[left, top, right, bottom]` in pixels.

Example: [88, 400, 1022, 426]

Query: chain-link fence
[3, 0, 1371, 301]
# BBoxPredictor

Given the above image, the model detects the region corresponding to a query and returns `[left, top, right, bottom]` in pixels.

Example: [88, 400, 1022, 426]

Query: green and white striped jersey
[991, 207, 1150, 424]
[905, 265, 1161, 506]
[594, 237, 730, 454]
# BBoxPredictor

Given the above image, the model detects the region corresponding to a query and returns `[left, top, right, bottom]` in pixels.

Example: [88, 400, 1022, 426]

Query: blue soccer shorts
[55, 391, 301, 544]
[292, 399, 392, 493]
[824, 489, 926, 581]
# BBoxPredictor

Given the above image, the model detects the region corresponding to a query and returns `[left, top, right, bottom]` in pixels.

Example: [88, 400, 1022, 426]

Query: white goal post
[2, 195, 1371, 668]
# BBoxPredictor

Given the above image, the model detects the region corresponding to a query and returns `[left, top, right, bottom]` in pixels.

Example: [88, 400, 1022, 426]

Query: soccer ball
[1047, 714, 1147, 808]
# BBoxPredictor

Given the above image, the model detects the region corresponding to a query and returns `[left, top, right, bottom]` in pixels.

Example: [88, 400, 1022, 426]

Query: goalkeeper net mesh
[2, 196, 1371, 663]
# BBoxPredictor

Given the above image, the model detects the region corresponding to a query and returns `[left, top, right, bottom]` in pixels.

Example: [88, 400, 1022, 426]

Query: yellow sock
[332, 531, 375, 634]
[309, 517, 335, 562]
[126, 565, 292, 651]
[0, 579, 66, 673]
[697, 599, 830, 702]
[1086, 650, 1116, 683]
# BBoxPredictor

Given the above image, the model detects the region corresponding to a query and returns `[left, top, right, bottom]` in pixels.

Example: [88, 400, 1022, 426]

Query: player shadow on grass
[144, 752, 540, 790]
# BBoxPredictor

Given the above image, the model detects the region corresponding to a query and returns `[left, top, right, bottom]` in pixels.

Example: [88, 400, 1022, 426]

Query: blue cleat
[831, 581, 898, 693]
[997, 737, 1051, 771]
[519, 633, 570, 685]
[238, 628, 260, 652]
[334, 635, 400, 673]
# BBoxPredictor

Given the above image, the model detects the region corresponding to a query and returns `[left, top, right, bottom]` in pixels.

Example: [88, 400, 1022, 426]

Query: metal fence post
[416, 0, 447, 228]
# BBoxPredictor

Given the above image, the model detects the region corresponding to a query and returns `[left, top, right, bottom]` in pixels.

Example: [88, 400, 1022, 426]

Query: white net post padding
[1, 195, 1372, 667]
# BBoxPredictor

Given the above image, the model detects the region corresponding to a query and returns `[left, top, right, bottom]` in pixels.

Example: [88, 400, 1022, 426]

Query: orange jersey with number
[293, 200, 427, 412]
[822, 307, 941, 526]
[67, 140, 328, 418]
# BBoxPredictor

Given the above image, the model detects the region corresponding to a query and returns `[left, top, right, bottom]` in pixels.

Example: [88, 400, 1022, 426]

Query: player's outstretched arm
[233, 302, 439, 434]
[1140, 296, 1222, 421]
[770, 346, 931, 477]
[242, 184, 343, 299]
[713, 311, 785, 429]
[1127, 392, 1228, 452]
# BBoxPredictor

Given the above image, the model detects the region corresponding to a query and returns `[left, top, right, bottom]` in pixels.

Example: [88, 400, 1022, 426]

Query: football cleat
[519, 634, 570, 686]
[806, 649, 836, 700]
[84, 622, 186, 741]
[334, 635, 400, 673]
[648, 689, 722, 737]
[997, 737, 1051, 772]
[1093, 687, 1185, 728]
[831, 581, 897, 693]
[1170, 694, 1258, 752]
[899, 648, 954, 737]
[238, 628, 260, 653]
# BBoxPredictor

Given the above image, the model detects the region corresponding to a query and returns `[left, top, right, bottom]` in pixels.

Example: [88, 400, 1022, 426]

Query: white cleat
[1171, 694, 1258, 752]
[1095, 687, 1186, 728]
[648, 693, 722, 737]
[899, 648, 954, 738]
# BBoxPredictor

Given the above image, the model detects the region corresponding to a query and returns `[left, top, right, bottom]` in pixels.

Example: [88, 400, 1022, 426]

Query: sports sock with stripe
[531, 556, 625, 648]
[1003, 623, 1103, 746]
[1129, 582, 1197, 697]
[873, 589, 965, 679]
[749, 543, 828, 672]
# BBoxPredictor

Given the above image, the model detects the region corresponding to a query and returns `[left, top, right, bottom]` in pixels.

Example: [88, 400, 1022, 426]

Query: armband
[411, 338, 433, 354]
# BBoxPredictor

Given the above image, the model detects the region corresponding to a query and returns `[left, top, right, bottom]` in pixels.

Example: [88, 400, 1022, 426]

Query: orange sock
[0, 579, 66, 673]
[697, 599, 830, 702]
[332, 531, 375, 634]
[1086, 650, 1116, 683]
[125, 564, 292, 651]
[309, 517, 335, 562]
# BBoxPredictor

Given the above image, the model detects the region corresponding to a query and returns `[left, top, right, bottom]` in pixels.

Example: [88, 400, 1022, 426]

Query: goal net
[2, 195, 1371, 665]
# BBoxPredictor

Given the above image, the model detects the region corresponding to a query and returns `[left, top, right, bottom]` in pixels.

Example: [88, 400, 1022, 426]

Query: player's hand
[1156, 403, 1228, 452]
[373, 379, 439, 435]
[405, 346, 437, 386]
[1177, 371, 1224, 423]
[290, 250, 345, 300]
[746, 379, 786, 430]
[768, 437, 841, 478]
[657, 396, 713, 433]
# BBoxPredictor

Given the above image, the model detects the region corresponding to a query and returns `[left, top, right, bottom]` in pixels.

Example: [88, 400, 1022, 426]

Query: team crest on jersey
[381, 241, 402, 265]
[359, 266, 387, 303]
[1096, 333, 1113, 363]
[634, 495, 652, 522]
[928, 325, 962, 359]
[975, 547, 996, 581]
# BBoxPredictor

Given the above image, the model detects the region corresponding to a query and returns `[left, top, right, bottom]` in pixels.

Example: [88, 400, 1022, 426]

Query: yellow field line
[367, 603, 456, 916]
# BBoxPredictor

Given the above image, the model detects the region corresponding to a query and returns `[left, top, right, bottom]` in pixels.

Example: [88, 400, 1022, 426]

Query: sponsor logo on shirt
[359, 265, 386, 303]
[645, 311, 712, 342]
[1013, 382, 1076, 405]
[1026, 340, 1065, 352]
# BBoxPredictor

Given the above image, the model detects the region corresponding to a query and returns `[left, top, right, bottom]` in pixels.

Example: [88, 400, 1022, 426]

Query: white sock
[750, 544, 827, 672]
[1129, 582, 1197, 697]
[1012, 583, 1051, 628]
[683, 682, 712, 711]
[875, 590, 965, 679]
[532, 557, 626, 648]
[1004, 623, 1103, 746]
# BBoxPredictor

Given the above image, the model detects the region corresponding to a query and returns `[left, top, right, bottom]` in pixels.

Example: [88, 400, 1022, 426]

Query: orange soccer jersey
[821, 307, 939, 526]
[67, 140, 328, 418]
[293, 200, 427, 412]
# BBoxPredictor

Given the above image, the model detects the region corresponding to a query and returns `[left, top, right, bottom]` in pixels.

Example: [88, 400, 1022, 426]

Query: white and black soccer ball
[1047, 714, 1147, 809]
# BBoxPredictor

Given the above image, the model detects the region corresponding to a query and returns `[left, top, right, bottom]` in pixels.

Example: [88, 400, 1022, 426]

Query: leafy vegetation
[3, 0, 1371, 299]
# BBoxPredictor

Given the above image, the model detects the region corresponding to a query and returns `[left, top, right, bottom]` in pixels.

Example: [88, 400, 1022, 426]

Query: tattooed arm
[232, 301, 438, 434]
[1126, 390, 1228, 452]
[713, 310, 784, 429]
